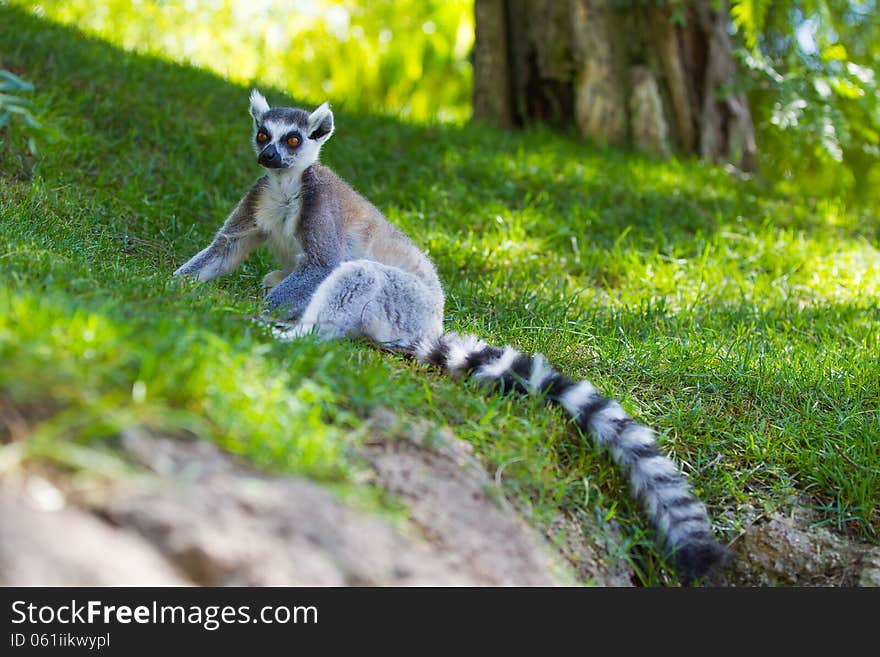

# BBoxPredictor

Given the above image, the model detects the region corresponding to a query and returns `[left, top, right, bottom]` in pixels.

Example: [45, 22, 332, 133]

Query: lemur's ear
[249, 89, 270, 123]
[307, 102, 334, 143]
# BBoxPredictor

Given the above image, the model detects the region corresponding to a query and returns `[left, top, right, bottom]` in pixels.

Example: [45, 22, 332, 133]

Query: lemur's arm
[173, 177, 268, 281]
[262, 168, 343, 320]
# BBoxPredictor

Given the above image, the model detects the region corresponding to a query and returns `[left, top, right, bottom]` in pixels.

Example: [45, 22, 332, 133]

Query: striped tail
[414, 332, 732, 585]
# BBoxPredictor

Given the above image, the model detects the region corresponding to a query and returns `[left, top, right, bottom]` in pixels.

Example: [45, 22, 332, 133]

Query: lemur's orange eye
[256, 131, 269, 144]
[287, 136, 300, 148]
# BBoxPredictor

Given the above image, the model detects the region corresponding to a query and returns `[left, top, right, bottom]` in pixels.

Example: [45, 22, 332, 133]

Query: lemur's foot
[173, 260, 200, 278]
[271, 322, 316, 341]
[261, 269, 288, 290]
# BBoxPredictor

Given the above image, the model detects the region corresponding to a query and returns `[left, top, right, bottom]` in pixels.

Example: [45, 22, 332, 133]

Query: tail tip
[673, 540, 735, 586]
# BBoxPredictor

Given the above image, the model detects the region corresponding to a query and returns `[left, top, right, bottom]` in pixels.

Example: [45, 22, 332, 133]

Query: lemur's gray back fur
[174, 91, 732, 584]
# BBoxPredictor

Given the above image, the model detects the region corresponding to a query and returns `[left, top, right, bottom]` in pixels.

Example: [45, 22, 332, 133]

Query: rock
[0, 484, 188, 586]
[723, 512, 878, 587]
[859, 550, 880, 587]
[1, 421, 590, 587]
[103, 429, 475, 585]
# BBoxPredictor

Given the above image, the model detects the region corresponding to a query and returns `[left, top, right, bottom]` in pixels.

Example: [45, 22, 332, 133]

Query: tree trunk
[472, 0, 514, 128]
[472, 0, 757, 170]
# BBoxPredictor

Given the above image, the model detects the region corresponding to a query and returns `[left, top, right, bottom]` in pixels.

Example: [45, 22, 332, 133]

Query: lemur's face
[248, 91, 334, 172]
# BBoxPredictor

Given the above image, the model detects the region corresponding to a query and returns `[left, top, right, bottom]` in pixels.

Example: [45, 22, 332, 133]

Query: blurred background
[25, 0, 475, 121]
[12, 1, 880, 205]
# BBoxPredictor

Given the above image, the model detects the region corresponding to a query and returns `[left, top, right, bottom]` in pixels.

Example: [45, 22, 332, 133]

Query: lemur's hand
[173, 245, 224, 281]
[172, 260, 197, 278]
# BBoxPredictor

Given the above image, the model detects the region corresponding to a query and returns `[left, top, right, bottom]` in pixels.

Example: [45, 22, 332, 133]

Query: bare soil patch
[1, 411, 876, 586]
[1, 415, 625, 586]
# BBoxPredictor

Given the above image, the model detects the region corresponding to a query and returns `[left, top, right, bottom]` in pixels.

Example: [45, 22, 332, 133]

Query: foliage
[0, 69, 45, 153]
[731, 0, 880, 202]
[1, 5, 879, 584]
[730, 0, 774, 49]
[16, 0, 474, 122]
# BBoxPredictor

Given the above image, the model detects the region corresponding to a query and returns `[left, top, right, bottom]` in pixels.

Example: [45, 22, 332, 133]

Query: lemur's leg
[275, 260, 444, 349]
[262, 174, 346, 319]
[174, 178, 268, 282]
[261, 263, 335, 320]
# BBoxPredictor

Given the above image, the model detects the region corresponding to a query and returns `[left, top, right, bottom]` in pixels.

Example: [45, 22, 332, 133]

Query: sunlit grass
[1, 6, 879, 585]
[0, 289, 354, 477]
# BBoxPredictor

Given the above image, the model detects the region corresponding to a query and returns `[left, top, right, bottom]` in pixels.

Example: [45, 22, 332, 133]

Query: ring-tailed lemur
[174, 91, 733, 584]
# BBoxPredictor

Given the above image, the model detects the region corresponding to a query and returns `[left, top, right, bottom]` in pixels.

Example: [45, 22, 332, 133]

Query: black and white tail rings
[415, 332, 732, 584]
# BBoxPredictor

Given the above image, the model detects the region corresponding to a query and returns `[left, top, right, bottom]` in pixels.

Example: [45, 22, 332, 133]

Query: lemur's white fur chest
[256, 172, 305, 268]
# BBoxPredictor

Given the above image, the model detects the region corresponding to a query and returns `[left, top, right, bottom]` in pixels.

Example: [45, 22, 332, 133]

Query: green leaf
[2, 103, 32, 116]
[813, 77, 832, 98]
[0, 70, 34, 92]
[818, 116, 843, 161]
[731, 0, 771, 50]
[23, 113, 43, 131]
[670, 6, 687, 27]
[831, 78, 864, 99]
[821, 44, 848, 62]
[0, 92, 34, 108]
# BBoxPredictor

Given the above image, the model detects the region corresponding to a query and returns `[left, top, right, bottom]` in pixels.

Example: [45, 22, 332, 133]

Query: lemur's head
[248, 90, 334, 173]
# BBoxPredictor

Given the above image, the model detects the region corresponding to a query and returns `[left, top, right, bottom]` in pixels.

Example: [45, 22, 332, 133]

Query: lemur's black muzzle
[258, 144, 284, 168]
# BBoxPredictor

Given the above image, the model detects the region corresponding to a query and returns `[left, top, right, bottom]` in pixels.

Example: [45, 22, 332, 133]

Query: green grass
[1, 6, 878, 585]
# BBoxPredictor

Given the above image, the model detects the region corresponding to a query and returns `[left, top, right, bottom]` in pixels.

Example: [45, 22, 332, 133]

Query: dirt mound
[3, 412, 874, 586]
[722, 511, 880, 586]
[362, 409, 632, 586]
[0, 415, 628, 586]
[0, 486, 187, 586]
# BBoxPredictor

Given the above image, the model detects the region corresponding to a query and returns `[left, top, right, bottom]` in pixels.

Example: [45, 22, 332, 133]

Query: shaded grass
[1, 6, 878, 584]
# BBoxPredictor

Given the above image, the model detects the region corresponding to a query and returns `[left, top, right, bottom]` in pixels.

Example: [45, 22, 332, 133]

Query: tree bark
[472, 0, 514, 128]
[472, 0, 757, 170]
